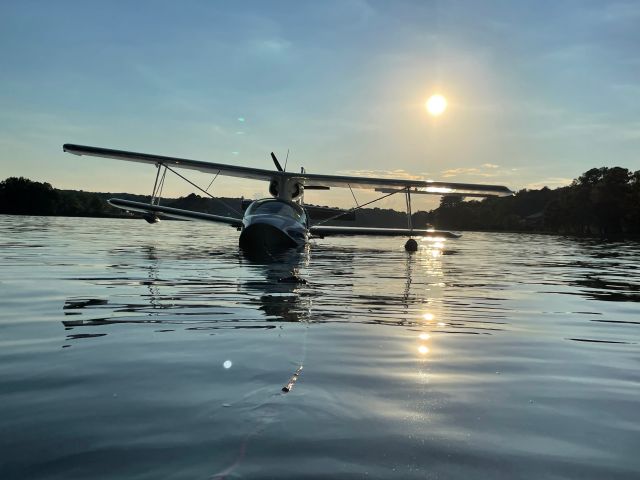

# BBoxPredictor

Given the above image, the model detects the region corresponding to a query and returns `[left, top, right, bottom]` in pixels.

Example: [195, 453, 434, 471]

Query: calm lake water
[1, 215, 639, 479]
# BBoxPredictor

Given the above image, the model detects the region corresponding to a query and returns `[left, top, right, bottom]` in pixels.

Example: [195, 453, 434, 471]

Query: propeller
[271, 155, 330, 189]
[271, 152, 283, 172]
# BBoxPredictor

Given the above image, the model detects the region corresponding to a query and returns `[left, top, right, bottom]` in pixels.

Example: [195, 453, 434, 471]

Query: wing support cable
[151, 163, 242, 217]
[347, 184, 360, 207]
[160, 163, 242, 216]
[311, 188, 403, 228]
[205, 170, 221, 193]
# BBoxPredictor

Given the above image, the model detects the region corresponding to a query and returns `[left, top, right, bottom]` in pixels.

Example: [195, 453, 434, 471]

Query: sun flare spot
[418, 345, 429, 354]
[426, 94, 447, 116]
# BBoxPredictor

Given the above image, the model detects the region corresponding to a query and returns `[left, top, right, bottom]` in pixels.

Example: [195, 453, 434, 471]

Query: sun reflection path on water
[418, 312, 436, 358]
[413, 237, 446, 359]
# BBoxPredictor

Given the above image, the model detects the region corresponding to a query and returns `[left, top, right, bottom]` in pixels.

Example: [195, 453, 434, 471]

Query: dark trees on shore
[434, 167, 639, 236]
[1, 166, 639, 237]
[0, 177, 118, 217]
[541, 167, 638, 235]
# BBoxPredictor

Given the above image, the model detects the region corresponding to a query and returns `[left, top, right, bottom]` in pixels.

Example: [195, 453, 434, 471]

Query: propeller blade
[271, 152, 283, 172]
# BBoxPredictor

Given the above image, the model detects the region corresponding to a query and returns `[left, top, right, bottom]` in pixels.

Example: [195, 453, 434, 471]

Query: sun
[426, 94, 447, 116]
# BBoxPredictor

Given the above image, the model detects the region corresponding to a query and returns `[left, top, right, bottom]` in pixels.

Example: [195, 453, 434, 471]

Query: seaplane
[62, 144, 514, 253]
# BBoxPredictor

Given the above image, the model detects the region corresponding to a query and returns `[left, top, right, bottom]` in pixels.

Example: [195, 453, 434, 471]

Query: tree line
[1, 166, 638, 237]
[430, 167, 639, 236]
[0, 177, 243, 218]
[0, 177, 117, 217]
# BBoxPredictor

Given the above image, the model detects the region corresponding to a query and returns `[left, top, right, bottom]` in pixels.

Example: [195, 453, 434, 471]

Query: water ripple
[1, 216, 639, 479]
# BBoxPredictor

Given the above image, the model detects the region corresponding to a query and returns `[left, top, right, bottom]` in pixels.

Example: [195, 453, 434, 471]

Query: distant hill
[2, 166, 639, 238]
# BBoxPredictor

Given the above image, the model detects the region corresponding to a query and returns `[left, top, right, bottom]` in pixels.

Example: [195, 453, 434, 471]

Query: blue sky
[1, 0, 638, 208]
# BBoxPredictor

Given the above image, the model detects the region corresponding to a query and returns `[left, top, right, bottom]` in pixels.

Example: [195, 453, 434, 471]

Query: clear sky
[1, 1, 638, 209]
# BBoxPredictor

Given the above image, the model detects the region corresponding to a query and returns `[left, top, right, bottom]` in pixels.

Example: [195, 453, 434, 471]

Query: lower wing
[108, 198, 243, 227]
[309, 225, 461, 239]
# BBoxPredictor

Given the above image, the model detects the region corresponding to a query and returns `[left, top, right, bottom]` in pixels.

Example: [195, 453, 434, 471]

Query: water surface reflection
[1, 216, 639, 479]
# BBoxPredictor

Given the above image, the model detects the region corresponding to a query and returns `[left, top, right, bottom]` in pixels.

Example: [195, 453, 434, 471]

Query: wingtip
[63, 143, 82, 155]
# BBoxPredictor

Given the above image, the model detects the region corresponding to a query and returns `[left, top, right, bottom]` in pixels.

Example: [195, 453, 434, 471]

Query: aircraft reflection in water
[62, 245, 314, 339]
[62, 238, 453, 324]
[60, 236, 496, 366]
[239, 249, 312, 323]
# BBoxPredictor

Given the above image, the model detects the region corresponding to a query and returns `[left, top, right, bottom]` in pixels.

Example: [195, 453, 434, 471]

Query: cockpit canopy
[244, 199, 307, 224]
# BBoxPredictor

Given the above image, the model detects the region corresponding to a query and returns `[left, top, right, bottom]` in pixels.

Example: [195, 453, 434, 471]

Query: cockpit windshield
[245, 199, 306, 223]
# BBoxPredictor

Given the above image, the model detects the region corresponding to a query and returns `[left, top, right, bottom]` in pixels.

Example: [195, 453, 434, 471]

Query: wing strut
[142, 164, 169, 223]
[309, 186, 459, 244]
[405, 188, 413, 234]
[150, 164, 162, 202]
[404, 188, 418, 251]
[150, 164, 167, 206]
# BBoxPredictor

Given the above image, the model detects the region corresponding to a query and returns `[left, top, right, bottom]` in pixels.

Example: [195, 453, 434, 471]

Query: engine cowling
[269, 180, 279, 197]
[269, 178, 302, 201]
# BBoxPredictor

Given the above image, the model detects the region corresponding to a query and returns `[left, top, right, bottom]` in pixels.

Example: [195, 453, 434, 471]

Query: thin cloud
[253, 38, 291, 54]
[441, 167, 479, 178]
[336, 168, 424, 180]
[525, 177, 573, 190]
[441, 163, 508, 178]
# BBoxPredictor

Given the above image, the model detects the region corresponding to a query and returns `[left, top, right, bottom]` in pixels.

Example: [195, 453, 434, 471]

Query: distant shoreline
[2, 168, 639, 239]
[3, 212, 638, 241]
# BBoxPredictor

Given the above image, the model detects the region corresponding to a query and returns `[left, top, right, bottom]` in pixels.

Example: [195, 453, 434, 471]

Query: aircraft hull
[239, 222, 303, 252]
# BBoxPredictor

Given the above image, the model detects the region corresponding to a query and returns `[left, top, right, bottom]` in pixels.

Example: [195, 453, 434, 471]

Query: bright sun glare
[426, 94, 447, 116]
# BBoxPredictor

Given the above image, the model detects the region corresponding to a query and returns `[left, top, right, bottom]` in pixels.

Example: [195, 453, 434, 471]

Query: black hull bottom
[239, 223, 299, 254]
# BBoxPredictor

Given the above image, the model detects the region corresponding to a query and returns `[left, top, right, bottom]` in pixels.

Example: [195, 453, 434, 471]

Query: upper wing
[293, 175, 513, 197]
[64, 144, 277, 182]
[63, 144, 514, 197]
